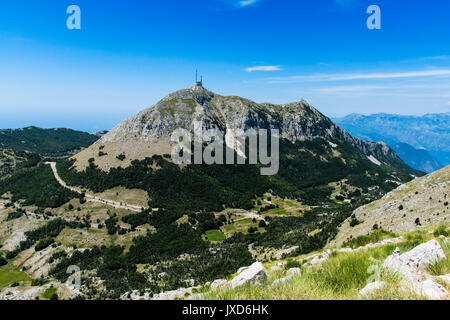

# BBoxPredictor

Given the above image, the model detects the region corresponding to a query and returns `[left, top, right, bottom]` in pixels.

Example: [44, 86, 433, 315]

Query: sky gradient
[0, 0, 449, 132]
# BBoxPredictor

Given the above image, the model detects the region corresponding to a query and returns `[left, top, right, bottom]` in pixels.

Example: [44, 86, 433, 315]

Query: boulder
[416, 280, 449, 300]
[383, 240, 446, 281]
[359, 281, 388, 297]
[434, 273, 450, 286]
[270, 265, 282, 272]
[270, 261, 287, 271]
[396, 240, 445, 270]
[271, 276, 293, 287]
[236, 266, 249, 274]
[382, 240, 449, 299]
[286, 268, 302, 277]
[210, 279, 228, 290]
[229, 262, 267, 288]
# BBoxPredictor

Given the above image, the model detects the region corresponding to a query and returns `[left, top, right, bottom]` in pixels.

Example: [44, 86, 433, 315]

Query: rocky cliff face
[74, 85, 411, 171]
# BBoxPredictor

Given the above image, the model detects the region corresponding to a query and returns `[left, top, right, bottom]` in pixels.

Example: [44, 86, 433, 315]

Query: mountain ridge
[334, 112, 449, 173]
[73, 86, 414, 174]
[0, 126, 99, 156]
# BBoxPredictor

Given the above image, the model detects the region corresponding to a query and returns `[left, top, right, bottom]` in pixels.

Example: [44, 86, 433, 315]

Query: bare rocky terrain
[332, 165, 449, 247]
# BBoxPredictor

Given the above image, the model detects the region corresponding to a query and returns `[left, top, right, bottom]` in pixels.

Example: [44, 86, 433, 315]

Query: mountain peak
[72, 89, 415, 173]
[160, 86, 215, 106]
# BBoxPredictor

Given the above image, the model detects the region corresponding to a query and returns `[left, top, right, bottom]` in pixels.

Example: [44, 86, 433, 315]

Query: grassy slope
[196, 223, 449, 300]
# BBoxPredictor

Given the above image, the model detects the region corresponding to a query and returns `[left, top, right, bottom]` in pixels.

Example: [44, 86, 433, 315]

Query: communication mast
[195, 69, 203, 87]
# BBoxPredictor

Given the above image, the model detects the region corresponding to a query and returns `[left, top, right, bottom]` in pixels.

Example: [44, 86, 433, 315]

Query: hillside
[331, 165, 449, 247]
[0, 149, 41, 179]
[0, 86, 428, 300]
[391, 143, 443, 174]
[0, 126, 99, 156]
[334, 113, 450, 172]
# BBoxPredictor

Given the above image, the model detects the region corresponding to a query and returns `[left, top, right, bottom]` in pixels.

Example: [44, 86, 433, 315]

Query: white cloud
[317, 84, 450, 93]
[266, 69, 450, 83]
[401, 55, 450, 63]
[246, 65, 281, 72]
[239, 0, 258, 7]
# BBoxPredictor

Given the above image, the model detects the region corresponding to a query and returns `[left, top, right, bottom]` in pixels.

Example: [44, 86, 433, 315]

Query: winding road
[45, 162, 145, 212]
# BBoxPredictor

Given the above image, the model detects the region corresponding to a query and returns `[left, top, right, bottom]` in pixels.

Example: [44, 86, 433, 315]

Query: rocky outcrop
[151, 286, 201, 300]
[359, 281, 388, 297]
[229, 262, 267, 288]
[382, 240, 449, 300]
[272, 268, 302, 287]
[416, 280, 448, 300]
[210, 279, 228, 290]
[383, 240, 446, 272]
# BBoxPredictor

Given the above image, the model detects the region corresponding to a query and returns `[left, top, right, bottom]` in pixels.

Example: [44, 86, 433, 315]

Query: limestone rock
[152, 286, 200, 300]
[359, 281, 388, 297]
[210, 279, 228, 290]
[383, 240, 446, 279]
[286, 268, 302, 277]
[271, 276, 293, 287]
[434, 273, 450, 286]
[416, 280, 449, 300]
[396, 240, 446, 270]
[229, 262, 267, 288]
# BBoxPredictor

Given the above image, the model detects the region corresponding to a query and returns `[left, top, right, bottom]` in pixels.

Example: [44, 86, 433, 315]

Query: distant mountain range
[0, 126, 100, 156]
[334, 113, 450, 173]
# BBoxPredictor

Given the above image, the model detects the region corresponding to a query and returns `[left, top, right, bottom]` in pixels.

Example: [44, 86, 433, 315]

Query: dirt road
[45, 162, 144, 212]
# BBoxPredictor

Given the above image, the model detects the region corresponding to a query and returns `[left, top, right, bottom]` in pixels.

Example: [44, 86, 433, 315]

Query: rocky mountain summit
[74, 85, 410, 171]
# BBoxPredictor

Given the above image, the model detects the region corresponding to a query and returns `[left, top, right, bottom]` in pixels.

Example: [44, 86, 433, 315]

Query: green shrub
[116, 153, 126, 161]
[6, 250, 19, 259]
[285, 260, 302, 270]
[343, 229, 397, 249]
[35, 238, 55, 251]
[349, 218, 361, 227]
[433, 226, 449, 237]
[0, 256, 7, 266]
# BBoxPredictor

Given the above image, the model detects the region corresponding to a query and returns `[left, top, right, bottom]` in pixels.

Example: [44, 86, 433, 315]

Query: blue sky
[0, 0, 449, 132]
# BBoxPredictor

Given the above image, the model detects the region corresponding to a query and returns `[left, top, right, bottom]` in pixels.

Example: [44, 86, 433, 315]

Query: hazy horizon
[1, 0, 449, 132]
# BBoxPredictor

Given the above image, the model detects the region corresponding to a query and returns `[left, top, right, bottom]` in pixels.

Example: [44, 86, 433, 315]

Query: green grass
[199, 246, 423, 300]
[221, 218, 265, 236]
[0, 270, 31, 288]
[426, 257, 450, 276]
[42, 287, 58, 300]
[197, 228, 449, 300]
[342, 229, 398, 249]
[427, 239, 450, 276]
[205, 230, 226, 242]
